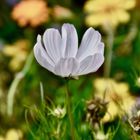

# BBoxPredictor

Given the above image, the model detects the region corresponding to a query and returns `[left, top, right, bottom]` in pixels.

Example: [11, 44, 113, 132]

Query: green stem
[104, 27, 114, 78]
[65, 79, 75, 140]
[132, 130, 137, 140]
[7, 52, 33, 116]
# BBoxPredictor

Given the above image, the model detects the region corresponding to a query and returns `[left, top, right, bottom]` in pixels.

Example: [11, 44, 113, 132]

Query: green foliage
[0, 0, 140, 139]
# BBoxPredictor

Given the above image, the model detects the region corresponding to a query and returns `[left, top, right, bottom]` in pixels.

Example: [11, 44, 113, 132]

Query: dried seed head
[128, 99, 140, 135]
[86, 98, 108, 127]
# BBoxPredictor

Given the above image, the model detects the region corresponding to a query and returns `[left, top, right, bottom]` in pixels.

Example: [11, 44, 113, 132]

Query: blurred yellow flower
[12, 0, 49, 27]
[3, 40, 29, 71]
[84, 0, 136, 28]
[0, 129, 23, 140]
[51, 5, 73, 20]
[0, 136, 4, 140]
[93, 78, 136, 122]
[5, 129, 23, 140]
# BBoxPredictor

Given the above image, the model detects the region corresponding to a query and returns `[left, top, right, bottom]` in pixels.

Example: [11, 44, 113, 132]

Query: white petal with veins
[76, 54, 104, 76]
[54, 58, 79, 77]
[34, 35, 54, 72]
[43, 29, 62, 63]
[76, 28, 102, 62]
[62, 24, 78, 58]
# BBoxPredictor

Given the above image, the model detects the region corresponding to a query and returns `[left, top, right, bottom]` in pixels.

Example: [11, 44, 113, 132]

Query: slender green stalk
[7, 52, 33, 116]
[65, 79, 75, 140]
[132, 130, 137, 140]
[104, 27, 114, 78]
[40, 82, 44, 104]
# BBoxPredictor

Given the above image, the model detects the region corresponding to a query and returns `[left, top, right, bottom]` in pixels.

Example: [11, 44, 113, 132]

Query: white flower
[53, 107, 66, 118]
[34, 23, 104, 77]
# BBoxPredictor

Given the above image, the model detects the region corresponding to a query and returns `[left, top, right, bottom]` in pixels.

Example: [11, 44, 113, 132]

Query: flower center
[104, 5, 116, 13]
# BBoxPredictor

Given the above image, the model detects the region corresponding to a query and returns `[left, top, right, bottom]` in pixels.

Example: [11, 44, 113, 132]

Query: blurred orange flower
[52, 5, 73, 20]
[84, 0, 136, 28]
[12, 0, 49, 27]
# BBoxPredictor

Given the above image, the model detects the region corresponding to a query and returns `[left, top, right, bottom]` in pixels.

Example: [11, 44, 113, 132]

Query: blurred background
[0, 0, 140, 139]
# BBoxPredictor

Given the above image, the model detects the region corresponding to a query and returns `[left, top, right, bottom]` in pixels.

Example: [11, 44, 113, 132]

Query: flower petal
[76, 54, 104, 76]
[119, 0, 136, 10]
[43, 28, 62, 63]
[116, 9, 130, 23]
[97, 42, 104, 55]
[76, 28, 104, 61]
[54, 58, 79, 77]
[85, 14, 105, 27]
[62, 23, 78, 58]
[34, 35, 54, 72]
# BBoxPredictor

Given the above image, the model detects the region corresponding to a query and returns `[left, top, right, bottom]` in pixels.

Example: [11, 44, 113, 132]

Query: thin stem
[40, 82, 44, 104]
[102, 26, 114, 106]
[65, 79, 75, 140]
[132, 130, 137, 140]
[7, 52, 33, 116]
[104, 27, 114, 78]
